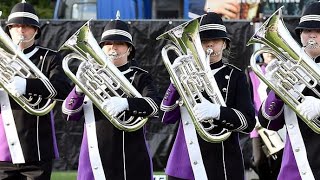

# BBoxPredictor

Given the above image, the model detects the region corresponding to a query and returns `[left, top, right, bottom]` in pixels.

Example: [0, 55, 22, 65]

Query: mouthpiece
[206, 48, 213, 56]
[304, 39, 319, 49]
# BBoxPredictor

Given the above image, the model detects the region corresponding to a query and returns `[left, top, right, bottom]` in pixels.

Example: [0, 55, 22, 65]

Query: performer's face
[201, 39, 226, 64]
[300, 29, 320, 59]
[9, 24, 37, 49]
[102, 41, 130, 67]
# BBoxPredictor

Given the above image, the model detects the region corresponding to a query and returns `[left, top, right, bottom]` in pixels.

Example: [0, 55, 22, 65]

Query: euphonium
[247, 7, 320, 133]
[157, 16, 231, 142]
[59, 21, 148, 132]
[0, 26, 56, 116]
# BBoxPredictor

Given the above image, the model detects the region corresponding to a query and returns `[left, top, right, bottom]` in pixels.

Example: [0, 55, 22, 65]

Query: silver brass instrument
[256, 122, 284, 160]
[59, 21, 148, 132]
[0, 26, 56, 116]
[247, 7, 320, 133]
[157, 17, 231, 142]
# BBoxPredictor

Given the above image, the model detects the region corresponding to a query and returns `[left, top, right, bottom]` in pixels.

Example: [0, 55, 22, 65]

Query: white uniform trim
[0, 91, 25, 164]
[180, 107, 208, 180]
[284, 106, 314, 180]
[25, 47, 39, 58]
[83, 97, 106, 180]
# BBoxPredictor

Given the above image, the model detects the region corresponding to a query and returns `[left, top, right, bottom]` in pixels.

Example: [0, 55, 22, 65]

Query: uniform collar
[210, 60, 223, 70]
[22, 44, 36, 54]
[315, 56, 320, 63]
[117, 63, 130, 72]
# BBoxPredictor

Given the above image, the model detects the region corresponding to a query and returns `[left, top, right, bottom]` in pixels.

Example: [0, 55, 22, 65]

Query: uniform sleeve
[219, 72, 256, 133]
[26, 52, 72, 100]
[258, 91, 285, 131]
[160, 83, 181, 124]
[61, 87, 85, 121]
[126, 72, 160, 118]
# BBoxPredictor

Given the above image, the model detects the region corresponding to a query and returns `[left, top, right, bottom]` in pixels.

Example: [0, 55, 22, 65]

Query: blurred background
[0, 0, 315, 180]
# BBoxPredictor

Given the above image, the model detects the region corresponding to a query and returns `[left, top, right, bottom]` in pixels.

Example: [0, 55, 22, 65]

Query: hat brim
[5, 17, 41, 39]
[200, 29, 231, 47]
[295, 21, 320, 36]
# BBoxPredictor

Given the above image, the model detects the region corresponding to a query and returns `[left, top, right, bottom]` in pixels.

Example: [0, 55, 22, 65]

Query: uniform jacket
[0, 44, 72, 163]
[62, 63, 160, 180]
[258, 65, 320, 180]
[161, 61, 255, 180]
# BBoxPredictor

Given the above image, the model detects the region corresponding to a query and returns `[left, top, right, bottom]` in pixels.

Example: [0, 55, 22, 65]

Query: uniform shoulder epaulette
[130, 66, 149, 73]
[36, 46, 57, 53]
[224, 63, 242, 71]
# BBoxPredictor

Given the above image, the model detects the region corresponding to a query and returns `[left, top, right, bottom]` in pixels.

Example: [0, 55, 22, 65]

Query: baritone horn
[59, 21, 148, 132]
[247, 7, 320, 133]
[0, 26, 56, 116]
[157, 16, 231, 142]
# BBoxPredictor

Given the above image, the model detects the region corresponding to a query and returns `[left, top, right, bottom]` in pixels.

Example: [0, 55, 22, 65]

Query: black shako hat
[99, 17, 135, 60]
[295, 1, 320, 36]
[5, 1, 41, 39]
[199, 12, 231, 48]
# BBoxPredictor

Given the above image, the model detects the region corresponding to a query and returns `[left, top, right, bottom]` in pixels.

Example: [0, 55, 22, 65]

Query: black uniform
[161, 61, 256, 180]
[0, 45, 72, 178]
[62, 63, 161, 180]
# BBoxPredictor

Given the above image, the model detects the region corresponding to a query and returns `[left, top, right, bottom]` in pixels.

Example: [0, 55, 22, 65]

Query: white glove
[265, 59, 280, 85]
[193, 98, 221, 121]
[103, 97, 129, 117]
[172, 55, 192, 69]
[7, 76, 26, 96]
[75, 62, 87, 94]
[297, 96, 320, 121]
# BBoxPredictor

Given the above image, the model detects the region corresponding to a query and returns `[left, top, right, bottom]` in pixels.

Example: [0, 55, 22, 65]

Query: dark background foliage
[0, 0, 55, 19]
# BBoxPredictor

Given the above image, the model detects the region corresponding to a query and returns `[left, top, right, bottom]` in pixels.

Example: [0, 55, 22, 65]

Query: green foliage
[0, 0, 54, 19]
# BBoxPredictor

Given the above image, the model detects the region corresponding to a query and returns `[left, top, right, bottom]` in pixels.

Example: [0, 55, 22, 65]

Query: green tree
[0, 0, 54, 19]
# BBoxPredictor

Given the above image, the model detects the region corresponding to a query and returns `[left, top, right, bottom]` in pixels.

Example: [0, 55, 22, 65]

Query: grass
[51, 171, 77, 180]
[51, 171, 167, 180]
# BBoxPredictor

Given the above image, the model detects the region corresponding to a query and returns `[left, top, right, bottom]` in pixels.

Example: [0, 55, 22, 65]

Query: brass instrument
[59, 21, 148, 132]
[247, 7, 320, 133]
[0, 26, 56, 116]
[157, 17, 231, 142]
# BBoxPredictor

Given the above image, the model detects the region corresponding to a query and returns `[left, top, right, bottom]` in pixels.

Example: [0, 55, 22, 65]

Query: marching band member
[258, 2, 320, 179]
[0, 1, 71, 179]
[62, 18, 161, 180]
[160, 12, 255, 180]
[247, 52, 284, 180]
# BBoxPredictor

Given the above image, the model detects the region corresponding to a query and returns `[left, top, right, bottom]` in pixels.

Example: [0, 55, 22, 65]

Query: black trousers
[0, 160, 52, 180]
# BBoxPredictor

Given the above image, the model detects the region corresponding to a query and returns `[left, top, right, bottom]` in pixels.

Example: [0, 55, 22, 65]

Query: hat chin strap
[21, 31, 37, 43]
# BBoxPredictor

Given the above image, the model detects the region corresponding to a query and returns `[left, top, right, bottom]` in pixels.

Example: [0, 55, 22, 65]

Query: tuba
[59, 21, 148, 132]
[0, 26, 56, 116]
[247, 7, 320, 133]
[157, 16, 231, 142]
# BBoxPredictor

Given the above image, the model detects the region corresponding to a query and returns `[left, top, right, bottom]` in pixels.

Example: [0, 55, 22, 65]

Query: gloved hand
[75, 62, 87, 94]
[193, 98, 221, 121]
[103, 97, 129, 117]
[7, 76, 26, 96]
[265, 59, 280, 86]
[172, 55, 192, 69]
[297, 96, 320, 121]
